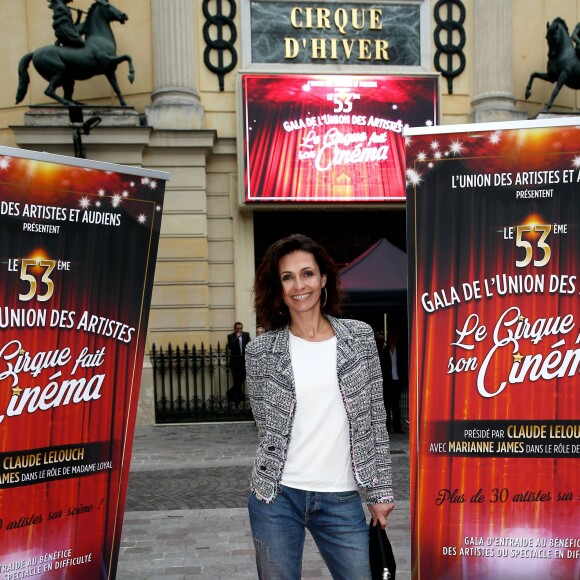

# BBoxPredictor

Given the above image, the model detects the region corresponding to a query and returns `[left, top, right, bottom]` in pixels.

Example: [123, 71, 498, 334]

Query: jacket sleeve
[364, 328, 394, 505]
[245, 340, 265, 439]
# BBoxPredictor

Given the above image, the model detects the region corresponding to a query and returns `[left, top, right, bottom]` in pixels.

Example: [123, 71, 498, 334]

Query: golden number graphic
[19, 259, 56, 302]
[515, 224, 551, 268]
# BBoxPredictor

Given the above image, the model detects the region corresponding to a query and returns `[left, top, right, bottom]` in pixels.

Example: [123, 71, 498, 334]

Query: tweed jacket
[245, 315, 393, 505]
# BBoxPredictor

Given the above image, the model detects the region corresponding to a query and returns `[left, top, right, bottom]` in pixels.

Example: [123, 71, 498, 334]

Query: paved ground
[117, 423, 411, 579]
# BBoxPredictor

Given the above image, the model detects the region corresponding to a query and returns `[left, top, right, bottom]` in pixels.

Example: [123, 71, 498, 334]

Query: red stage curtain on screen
[243, 74, 438, 202]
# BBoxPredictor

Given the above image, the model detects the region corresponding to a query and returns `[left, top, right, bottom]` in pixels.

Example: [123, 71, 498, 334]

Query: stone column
[470, 0, 526, 122]
[146, 0, 205, 129]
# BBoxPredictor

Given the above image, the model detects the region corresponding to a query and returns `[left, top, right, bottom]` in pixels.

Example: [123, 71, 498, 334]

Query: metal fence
[150, 342, 411, 425]
[150, 343, 253, 423]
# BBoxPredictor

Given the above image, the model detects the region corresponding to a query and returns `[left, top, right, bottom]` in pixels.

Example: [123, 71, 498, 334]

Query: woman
[245, 234, 395, 580]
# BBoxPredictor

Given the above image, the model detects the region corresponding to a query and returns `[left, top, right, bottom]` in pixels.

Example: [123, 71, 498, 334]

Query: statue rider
[48, 0, 85, 48]
[572, 22, 580, 58]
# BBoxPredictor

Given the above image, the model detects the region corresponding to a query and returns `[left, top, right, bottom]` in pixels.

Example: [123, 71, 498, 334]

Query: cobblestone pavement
[118, 423, 411, 579]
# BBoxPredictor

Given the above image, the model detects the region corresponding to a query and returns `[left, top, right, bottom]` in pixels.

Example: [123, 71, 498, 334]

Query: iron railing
[150, 342, 411, 425]
[150, 343, 253, 423]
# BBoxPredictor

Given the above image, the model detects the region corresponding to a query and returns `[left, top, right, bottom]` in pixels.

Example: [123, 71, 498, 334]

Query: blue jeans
[248, 485, 371, 580]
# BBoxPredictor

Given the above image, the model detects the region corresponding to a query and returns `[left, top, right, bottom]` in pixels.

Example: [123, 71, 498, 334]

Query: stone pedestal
[14, 106, 147, 161]
[23, 105, 142, 128]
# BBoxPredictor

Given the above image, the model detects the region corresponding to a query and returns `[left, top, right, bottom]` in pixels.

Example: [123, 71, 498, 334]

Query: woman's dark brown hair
[254, 234, 345, 330]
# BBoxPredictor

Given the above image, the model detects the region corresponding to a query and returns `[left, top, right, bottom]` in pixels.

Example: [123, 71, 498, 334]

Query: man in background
[227, 322, 251, 406]
[384, 330, 407, 434]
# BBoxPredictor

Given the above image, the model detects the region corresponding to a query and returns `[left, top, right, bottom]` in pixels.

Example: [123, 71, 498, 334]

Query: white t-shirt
[280, 332, 357, 492]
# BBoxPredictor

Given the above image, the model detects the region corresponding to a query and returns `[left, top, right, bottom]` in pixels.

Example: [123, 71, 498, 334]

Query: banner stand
[406, 117, 580, 580]
[0, 146, 168, 578]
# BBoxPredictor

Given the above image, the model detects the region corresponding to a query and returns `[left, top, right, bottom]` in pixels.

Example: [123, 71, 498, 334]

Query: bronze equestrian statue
[525, 17, 580, 111]
[16, 0, 134, 107]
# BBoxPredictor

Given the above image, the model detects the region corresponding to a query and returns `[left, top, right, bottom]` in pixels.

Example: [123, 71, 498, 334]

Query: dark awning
[340, 238, 407, 309]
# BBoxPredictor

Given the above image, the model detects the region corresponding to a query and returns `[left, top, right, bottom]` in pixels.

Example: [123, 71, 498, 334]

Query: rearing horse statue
[16, 0, 134, 107]
[525, 17, 580, 111]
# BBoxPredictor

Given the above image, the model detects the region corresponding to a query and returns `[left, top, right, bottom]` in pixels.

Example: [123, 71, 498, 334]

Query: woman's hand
[368, 502, 395, 528]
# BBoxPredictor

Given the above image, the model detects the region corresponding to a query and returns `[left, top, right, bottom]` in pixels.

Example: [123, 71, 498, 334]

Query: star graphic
[19, 348, 25, 355]
[518, 315, 525, 321]
[406, 168, 422, 186]
[12, 386, 23, 396]
[513, 352, 523, 363]
[449, 139, 465, 156]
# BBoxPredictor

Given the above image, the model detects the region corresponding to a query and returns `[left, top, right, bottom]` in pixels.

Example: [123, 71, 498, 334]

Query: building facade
[2, 0, 579, 423]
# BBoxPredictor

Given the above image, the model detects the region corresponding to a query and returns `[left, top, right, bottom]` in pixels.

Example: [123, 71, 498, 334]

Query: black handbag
[369, 520, 396, 580]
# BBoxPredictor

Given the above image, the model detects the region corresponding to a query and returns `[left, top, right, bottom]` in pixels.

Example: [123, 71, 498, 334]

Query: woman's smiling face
[278, 250, 326, 318]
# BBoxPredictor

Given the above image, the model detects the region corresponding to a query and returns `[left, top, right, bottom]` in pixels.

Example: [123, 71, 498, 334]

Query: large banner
[406, 118, 580, 579]
[0, 147, 168, 578]
[241, 73, 438, 202]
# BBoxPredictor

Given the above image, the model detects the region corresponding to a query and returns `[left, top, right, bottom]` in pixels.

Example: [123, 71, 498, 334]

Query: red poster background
[242, 73, 438, 202]
[0, 149, 166, 578]
[406, 120, 580, 579]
